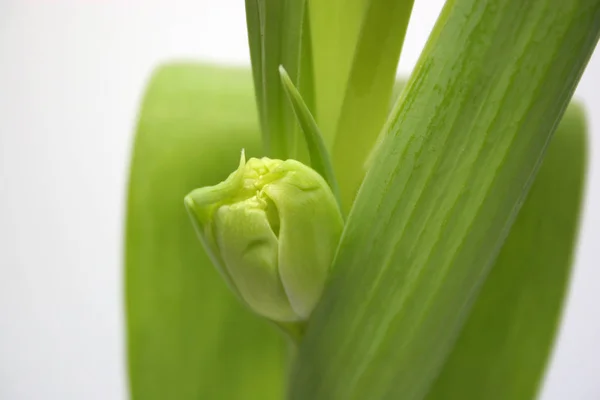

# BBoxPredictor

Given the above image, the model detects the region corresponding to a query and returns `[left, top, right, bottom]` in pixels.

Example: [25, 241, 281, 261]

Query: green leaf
[308, 0, 369, 146]
[291, 1, 600, 399]
[331, 0, 415, 210]
[362, 78, 408, 172]
[245, 0, 265, 136]
[425, 102, 587, 400]
[245, 0, 312, 159]
[125, 64, 285, 400]
[279, 65, 341, 206]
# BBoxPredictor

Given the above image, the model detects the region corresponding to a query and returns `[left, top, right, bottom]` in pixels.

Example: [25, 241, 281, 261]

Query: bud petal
[213, 199, 297, 321]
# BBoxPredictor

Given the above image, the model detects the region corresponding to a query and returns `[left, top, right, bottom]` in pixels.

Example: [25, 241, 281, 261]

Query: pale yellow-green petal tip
[240, 148, 246, 166]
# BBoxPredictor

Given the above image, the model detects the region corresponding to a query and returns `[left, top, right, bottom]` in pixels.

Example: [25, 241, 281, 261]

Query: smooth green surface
[425, 103, 587, 400]
[331, 0, 415, 210]
[125, 64, 285, 400]
[245, 0, 265, 136]
[279, 66, 341, 205]
[308, 0, 368, 146]
[291, 0, 600, 399]
[245, 0, 311, 159]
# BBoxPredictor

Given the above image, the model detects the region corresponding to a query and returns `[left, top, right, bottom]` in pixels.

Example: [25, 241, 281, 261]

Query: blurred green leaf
[125, 64, 285, 400]
[308, 0, 368, 146]
[331, 0, 415, 210]
[291, 0, 600, 399]
[425, 103, 587, 400]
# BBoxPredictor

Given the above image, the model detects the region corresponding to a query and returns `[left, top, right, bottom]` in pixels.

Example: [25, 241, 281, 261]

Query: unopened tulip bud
[185, 151, 343, 322]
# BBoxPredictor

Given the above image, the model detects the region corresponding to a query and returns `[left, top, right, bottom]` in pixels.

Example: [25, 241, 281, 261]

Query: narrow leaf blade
[246, 0, 311, 159]
[332, 0, 415, 210]
[308, 0, 369, 146]
[126, 64, 285, 400]
[279, 65, 341, 204]
[245, 0, 265, 135]
[291, 1, 600, 399]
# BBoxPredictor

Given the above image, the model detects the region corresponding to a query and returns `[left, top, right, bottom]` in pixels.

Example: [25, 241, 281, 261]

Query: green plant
[125, 1, 598, 399]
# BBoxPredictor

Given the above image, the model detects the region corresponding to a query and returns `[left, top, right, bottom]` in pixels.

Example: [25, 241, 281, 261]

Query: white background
[0, 1, 598, 399]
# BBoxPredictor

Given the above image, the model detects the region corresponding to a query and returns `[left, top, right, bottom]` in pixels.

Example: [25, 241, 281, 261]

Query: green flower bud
[184, 151, 343, 322]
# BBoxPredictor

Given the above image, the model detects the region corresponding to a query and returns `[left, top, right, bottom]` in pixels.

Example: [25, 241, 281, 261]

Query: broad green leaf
[331, 0, 415, 210]
[279, 66, 341, 206]
[125, 64, 285, 400]
[245, 0, 312, 159]
[362, 79, 408, 172]
[425, 103, 587, 400]
[291, 1, 600, 399]
[308, 0, 368, 146]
